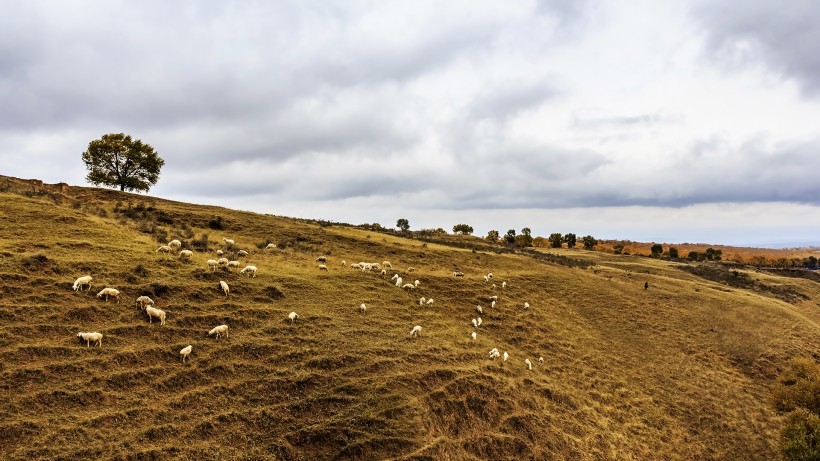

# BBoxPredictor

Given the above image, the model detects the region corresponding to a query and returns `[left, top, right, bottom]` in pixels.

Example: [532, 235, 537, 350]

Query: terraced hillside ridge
[1, 175, 820, 460]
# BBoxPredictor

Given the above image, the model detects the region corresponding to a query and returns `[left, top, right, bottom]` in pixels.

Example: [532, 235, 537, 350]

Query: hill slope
[1, 176, 819, 460]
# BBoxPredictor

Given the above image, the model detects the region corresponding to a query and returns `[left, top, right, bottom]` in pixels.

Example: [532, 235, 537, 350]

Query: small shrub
[781, 408, 820, 461]
[147, 283, 170, 298]
[772, 358, 820, 414]
[191, 234, 210, 251]
[133, 264, 149, 278]
[208, 216, 225, 230]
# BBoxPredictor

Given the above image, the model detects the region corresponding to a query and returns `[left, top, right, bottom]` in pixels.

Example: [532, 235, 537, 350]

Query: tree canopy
[82, 133, 164, 192]
[396, 218, 410, 232]
[452, 224, 474, 235]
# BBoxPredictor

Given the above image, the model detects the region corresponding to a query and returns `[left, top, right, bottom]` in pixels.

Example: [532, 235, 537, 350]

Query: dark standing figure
[644, 281, 649, 290]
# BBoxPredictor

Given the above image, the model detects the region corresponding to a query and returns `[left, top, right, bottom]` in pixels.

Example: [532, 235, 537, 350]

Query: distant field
[1, 175, 819, 460]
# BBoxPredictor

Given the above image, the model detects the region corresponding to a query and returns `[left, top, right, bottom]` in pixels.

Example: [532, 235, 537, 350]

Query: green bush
[772, 358, 820, 414]
[781, 408, 820, 461]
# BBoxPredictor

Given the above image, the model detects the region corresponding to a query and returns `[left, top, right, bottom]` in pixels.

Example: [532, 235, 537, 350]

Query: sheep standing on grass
[491, 300, 496, 308]
[341, 260, 347, 266]
[208, 324, 229, 339]
[168, 239, 182, 249]
[525, 359, 533, 370]
[472, 318, 478, 328]
[419, 297, 426, 306]
[179, 249, 193, 259]
[395, 277, 403, 288]
[146, 306, 167, 325]
[217, 250, 224, 256]
[288, 312, 299, 323]
[77, 332, 103, 347]
[453, 271, 464, 277]
[383, 261, 392, 269]
[471, 331, 477, 341]
[217, 257, 229, 267]
[476, 306, 483, 315]
[315, 256, 327, 263]
[489, 348, 500, 360]
[237, 249, 249, 257]
[502, 281, 507, 289]
[227, 260, 240, 271]
[72, 276, 93, 292]
[135, 296, 155, 309]
[477, 317, 482, 327]
[156, 245, 172, 256]
[180, 345, 192, 363]
[524, 302, 530, 310]
[96, 288, 120, 303]
[380, 269, 387, 277]
[359, 303, 367, 314]
[402, 283, 416, 290]
[220, 280, 229, 297]
[240, 265, 257, 278]
[207, 259, 219, 271]
[539, 356, 544, 364]
[265, 243, 277, 250]
[318, 264, 329, 271]
[426, 298, 434, 306]
[409, 325, 422, 337]
[414, 280, 420, 287]
[503, 351, 509, 362]
[223, 238, 235, 246]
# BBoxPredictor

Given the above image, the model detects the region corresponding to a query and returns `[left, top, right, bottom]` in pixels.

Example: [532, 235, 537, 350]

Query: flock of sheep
[72, 235, 541, 370]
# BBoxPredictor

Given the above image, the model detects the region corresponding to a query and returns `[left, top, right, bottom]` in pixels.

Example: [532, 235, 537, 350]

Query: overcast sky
[2, 0, 819, 247]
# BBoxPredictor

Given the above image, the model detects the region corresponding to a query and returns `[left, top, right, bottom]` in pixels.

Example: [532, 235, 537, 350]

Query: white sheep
[359, 303, 366, 314]
[483, 275, 489, 283]
[525, 358, 532, 370]
[524, 301, 530, 310]
[409, 325, 422, 337]
[265, 243, 277, 249]
[72, 275, 93, 292]
[395, 277, 403, 288]
[471, 331, 477, 341]
[380, 269, 387, 277]
[426, 298, 434, 305]
[220, 280, 229, 297]
[288, 311, 299, 323]
[135, 295, 155, 308]
[489, 296, 498, 301]
[503, 351, 509, 362]
[341, 260, 347, 266]
[502, 281, 507, 289]
[145, 306, 167, 325]
[156, 245, 172, 255]
[168, 239, 182, 248]
[539, 356, 544, 364]
[240, 265, 257, 277]
[453, 271, 464, 277]
[77, 332, 103, 347]
[491, 300, 496, 308]
[419, 297, 426, 306]
[318, 264, 329, 271]
[489, 348, 500, 359]
[180, 345, 192, 363]
[315, 256, 327, 263]
[402, 283, 416, 290]
[487, 273, 493, 279]
[223, 238, 235, 246]
[226, 260, 240, 271]
[217, 249, 224, 256]
[179, 249, 193, 259]
[217, 257, 229, 267]
[208, 324, 229, 339]
[207, 259, 219, 271]
[476, 305, 483, 314]
[407, 267, 416, 272]
[472, 318, 478, 328]
[96, 288, 120, 303]
[414, 279, 420, 287]
[390, 273, 398, 281]
[492, 283, 496, 289]
[237, 249, 248, 257]
[477, 317, 482, 327]
[383, 261, 392, 269]
[351, 263, 362, 270]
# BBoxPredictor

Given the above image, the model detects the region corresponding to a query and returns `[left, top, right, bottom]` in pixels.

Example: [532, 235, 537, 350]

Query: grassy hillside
[2, 176, 820, 460]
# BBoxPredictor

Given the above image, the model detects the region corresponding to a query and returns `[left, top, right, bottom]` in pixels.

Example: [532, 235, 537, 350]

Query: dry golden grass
[1, 175, 820, 460]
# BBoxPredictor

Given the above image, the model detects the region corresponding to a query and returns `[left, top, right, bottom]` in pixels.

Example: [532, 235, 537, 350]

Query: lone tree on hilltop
[582, 235, 597, 250]
[564, 233, 577, 249]
[396, 218, 410, 232]
[82, 133, 164, 192]
[486, 230, 500, 243]
[504, 229, 516, 245]
[650, 244, 664, 258]
[453, 224, 474, 235]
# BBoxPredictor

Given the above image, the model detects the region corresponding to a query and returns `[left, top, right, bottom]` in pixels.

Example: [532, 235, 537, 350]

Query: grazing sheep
[359, 303, 367, 314]
[402, 283, 416, 290]
[315, 256, 327, 263]
[483, 275, 489, 283]
[492, 283, 496, 289]
[226, 260, 240, 271]
[453, 271, 464, 277]
[240, 265, 257, 277]
[409, 325, 422, 337]
[96, 288, 120, 303]
[288, 311, 299, 323]
[414, 279, 420, 287]
[477, 317, 482, 327]
[207, 259, 219, 271]
[217, 257, 229, 267]
[407, 267, 416, 272]
[502, 281, 507, 288]
[489, 348, 501, 360]
[318, 264, 329, 271]
[380, 269, 387, 277]
[145, 306, 166, 325]
[156, 245, 172, 255]
[489, 296, 498, 301]
[179, 249, 193, 259]
[208, 324, 229, 339]
[390, 273, 398, 281]
[471, 331, 477, 341]
[180, 345, 192, 363]
[525, 358, 532, 370]
[395, 277, 403, 288]
[539, 356, 544, 364]
[524, 302, 530, 310]
[476, 305, 483, 314]
[426, 298, 434, 305]
[341, 260, 347, 266]
[217, 250, 224, 256]
[77, 332, 103, 347]
[223, 238, 235, 246]
[220, 280, 229, 297]
[237, 249, 249, 257]
[491, 300, 496, 308]
[419, 297, 426, 306]
[168, 239, 182, 248]
[135, 295, 155, 308]
[472, 318, 478, 328]
[383, 261, 392, 269]
[503, 351, 509, 362]
[72, 275, 93, 292]
[487, 273, 493, 279]
[350, 263, 362, 270]
[265, 243, 277, 249]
